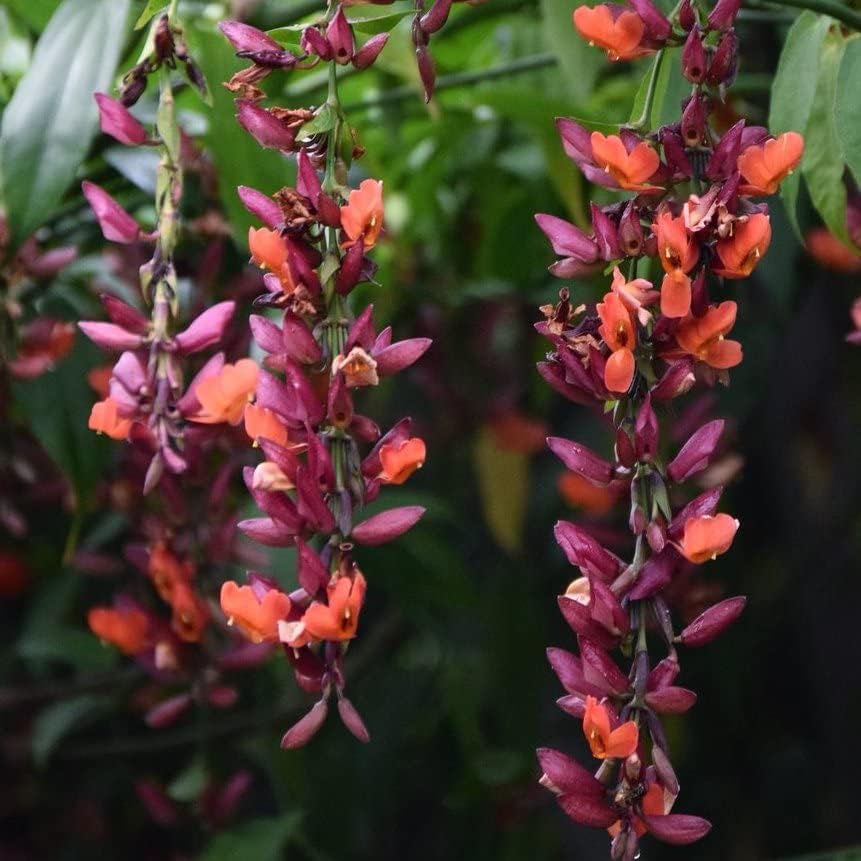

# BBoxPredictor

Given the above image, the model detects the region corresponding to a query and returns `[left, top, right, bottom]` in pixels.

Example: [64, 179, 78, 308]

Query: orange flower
[220, 581, 292, 644]
[559, 472, 619, 516]
[301, 571, 367, 641]
[573, 5, 651, 62]
[582, 695, 639, 759]
[608, 782, 667, 838]
[244, 403, 289, 447]
[170, 582, 209, 643]
[653, 211, 698, 318]
[87, 365, 113, 398]
[713, 213, 771, 279]
[590, 132, 660, 190]
[190, 358, 259, 425]
[679, 513, 739, 563]
[331, 346, 379, 387]
[805, 227, 861, 273]
[674, 301, 742, 370]
[248, 227, 296, 291]
[88, 398, 132, 440]
[489, 412, 548, 454]
[340, 179, 384, 249]
[379, 437, 426, 484]
[597, 292, 636, 394]
[148, 542, 194, 604]
[737, 131, 804, 196]
[88, 606, 149, 655]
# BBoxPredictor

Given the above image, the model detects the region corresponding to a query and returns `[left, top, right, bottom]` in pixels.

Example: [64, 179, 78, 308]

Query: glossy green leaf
[4, 0, 61, 31]
[31, 694, 111, 765]
[349, 4, 414, 35]
[201, 815, 302, 861]
[540, 0, 602, 104]
[801, 31, 849, 244]
[0, 0, 131, 245]
[134, 0, 167, 30]
[835, 36, 861, 186]
[770, 11, 832, 236]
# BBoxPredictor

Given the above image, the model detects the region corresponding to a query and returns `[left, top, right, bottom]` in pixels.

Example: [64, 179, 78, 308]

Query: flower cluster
[214, 9, 432, 747]
[535, 1, 801, 855]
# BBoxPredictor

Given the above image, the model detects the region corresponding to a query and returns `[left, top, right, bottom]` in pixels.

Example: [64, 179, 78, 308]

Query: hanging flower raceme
[216, 9, 432, 748]
[533, 0, 787, 854]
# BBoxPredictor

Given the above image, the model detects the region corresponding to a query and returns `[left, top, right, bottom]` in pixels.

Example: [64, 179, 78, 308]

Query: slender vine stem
[750, 0, 861, 29]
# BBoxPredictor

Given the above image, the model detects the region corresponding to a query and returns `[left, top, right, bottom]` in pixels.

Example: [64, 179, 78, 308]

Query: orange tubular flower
[88, 397, 133, 440]
[713, 213, 771, 279]
[737, 131, 804, 196]
[302, 572, 367, 642]
[653, 211, 699, 317]
[590, 132, 660, 190]
[340, 179, 384, 249]
[244, 402, 289, 447]
[88, 606, 149, 655]
[170, 582, 209, 643]
[332, 346, 379, 387]
[248, 226, 296, 290]
[148, 542, 194, 603]
[610, 266, 659, 326]
[674, 301, 743, 370]
[679, 513, 739, 563]
[582, 695, 639, 759]
[379, 437, 426, 484]
[573, 5, 651, 62]
[191, 358, 259, 425]
[220, 581, 292, 644]
[597, 292, 637, 394]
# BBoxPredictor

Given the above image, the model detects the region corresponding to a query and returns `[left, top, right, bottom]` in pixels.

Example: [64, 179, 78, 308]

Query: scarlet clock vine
[213, 0, 443, 747]
[534, 0, 803, 855]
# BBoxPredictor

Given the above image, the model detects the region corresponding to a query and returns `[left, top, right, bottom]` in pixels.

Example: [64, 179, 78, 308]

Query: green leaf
[0, 0, 131, 246]
[629, 50, 688, 130]
[801, 31, 849, 244]
[298, 103, 337, 139]
[135, 0, 166, 30]
[201, 815, 303, 861]
[769, 11, 832, 236]
[17, 626, 118, 671]
[835, 36, 861, 187]
[167, 757, 210, 802]
[348, 3, 415, 35]
[540, 0, 602, 104]
[31, 694, 111, 765]
[4, 0, 61, 31]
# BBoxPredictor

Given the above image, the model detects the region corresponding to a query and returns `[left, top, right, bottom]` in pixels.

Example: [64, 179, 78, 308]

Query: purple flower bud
[678, 595, 746, 646]
[537, 747, 605, 797]
[238, 185, 282, 229]
[537, 360, 593, 406]
[416, 44, 435, 103]
[558, 596, 618, 650]
[235, 100, 295, 151]
[174, 301, 235, 354]
[100, 294, 149, 334]
[136, 779, 180, 826]
[628, 548, 675, 600]
[249, 314, 282, 354]
[646, 519, 666, 554]
[301, 26, 332, 60]
[326, 8, 355, 64]
[256, 368, 299, 420]
[681, 28, 706, 83]
[373, 338, 432, 375]
[618, 202, 644, 257]
[337, 696, 371, 743]
[294, 466, 336, 533]
[643, 813, 712, 845]
[82, 181, 141, 244]
[706, 28, 737, 86]
[282, 312, 323, 364]
[217, 642, 273, 671]
[535, 214, 600, 263]
[94, 93, 148, 146]
[555, 118, 593, 164]
[145, 692, 193, 728]
[281, 699, 328, 749]
[237, 517, 298, 547]
[590, 203, 622, 260]
[651, 358, 695, 400]
[558, 793, 618, 828]
[351, 506, 425, 545]
[580, 640, 629, 695]
[295, 538, 329, 596]
[362, 417, 411, 476]
[707, 0, 741, 30]
[554, 521, 624, 582]
[353, 33, 389, 70]
[661, 129, 693, 179]
[644, 686, 697, 713]
[420, 0, 453, 35]
[78, 321, 144, 351]
[667, 419, 724, 483]
[219, 19, 282, 53]
[681, 94, 708, 148]
[679, 0, 696, 30]
[706, 118, 744, 181]
[634, 394, 658, 461]
[651, 744, 679, 796]
[284, 360, 325, 424]
[647, 656, 680, 692]
[547, 437, 613, 485]
[327, 372, 354, 429]
[628, 0, 671, 40]
[615, 427, 636, 468]
[207, 685, 238, 709]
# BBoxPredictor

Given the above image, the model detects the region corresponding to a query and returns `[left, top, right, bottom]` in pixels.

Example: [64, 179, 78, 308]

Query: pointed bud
[351, 506, 425, 545]
[145, 693, 193, 728]
[281, 699, 328, 748]
[678, 0, 696, 30]
[416, 44, 435, 103]
[619, 202, 644, 257]
[353, 33, 389, 70]
[681, 28, 706, 83]
[326, 8, 355, 64]
[707, 0, 741, 30]
[235, 100, 295, 151]
[78, 321, 144, 351]
[681, 94, 708, 148]
[301, 26, 332, 60]
[282, 312, 322, 364]
[374, 338, 432, 376]
[678, 596, 746, 646]
[337, 697, 371, 742]
[644, 686, 697, 713]
[634, 394, 658, 462]
[706, 29, 737, 86]
[651, 744, 679, 796]
[536, 748, 606, 797]
[547, 437, 614, 485]
[667, 420, 724, 483]
[590, 203, 622, 260]
[238, 186, 282, 229]
[643, 813, 712, 845]
[174, 301, 235, 354]
[219, 19, 282, 53]
[420, 0, 454, 35]
[94, 93, 148, 146]
[554, 521, 624, 581]
[82, 181, 141, 244]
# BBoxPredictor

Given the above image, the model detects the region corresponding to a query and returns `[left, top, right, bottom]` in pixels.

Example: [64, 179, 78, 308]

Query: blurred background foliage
[1, 0, 861, 858]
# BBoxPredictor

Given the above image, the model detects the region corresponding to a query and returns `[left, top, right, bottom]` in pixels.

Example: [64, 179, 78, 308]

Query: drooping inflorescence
[535, 0, 803, 855]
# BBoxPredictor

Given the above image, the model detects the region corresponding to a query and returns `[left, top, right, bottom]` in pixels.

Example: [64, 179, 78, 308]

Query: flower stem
[750, 0, 861, 30]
